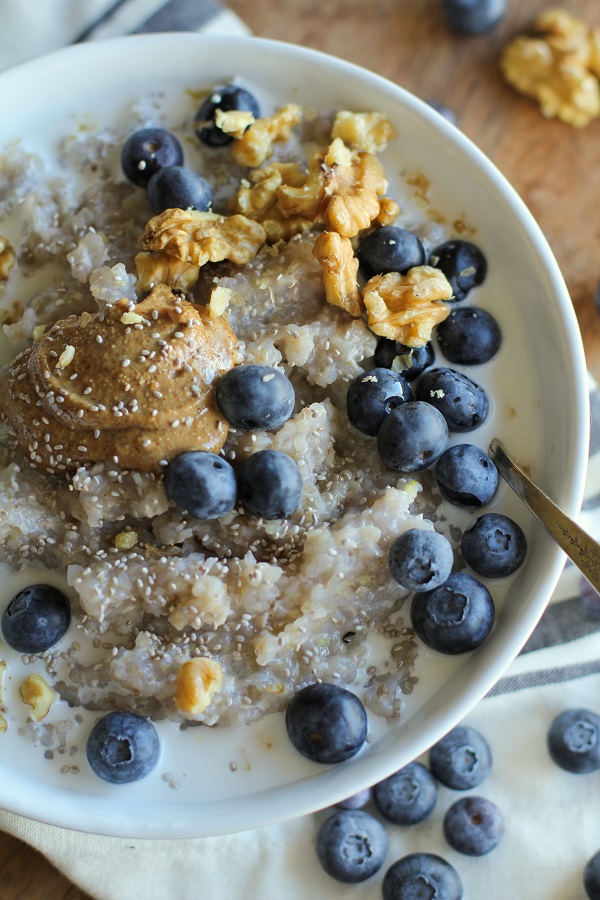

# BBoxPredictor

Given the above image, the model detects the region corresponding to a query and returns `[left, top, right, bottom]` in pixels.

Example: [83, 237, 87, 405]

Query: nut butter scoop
[0, 283, 240, 475]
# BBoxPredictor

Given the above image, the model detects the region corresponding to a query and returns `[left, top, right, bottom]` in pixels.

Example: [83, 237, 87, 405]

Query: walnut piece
[231, 162, 313, 242]
[0, 235, 15, 282]
[331, 110, 397, 153]
[373, 196, 400, 227]
[231, 104, 303, 167]
[20, 674, 58, 721]
[312, 231, 363, 318]
[214, 108, 255, 138]
[278, 138, 387, 238]
[135, 250, 200, 293]
[500, 8, 600, 127]
[363, 266, 452, 347]
[139, 208, 266, 267]
[175, 658, 223, 717]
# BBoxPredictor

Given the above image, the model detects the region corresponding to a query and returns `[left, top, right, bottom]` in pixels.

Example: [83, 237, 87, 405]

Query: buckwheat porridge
[0, 81, 485, 748]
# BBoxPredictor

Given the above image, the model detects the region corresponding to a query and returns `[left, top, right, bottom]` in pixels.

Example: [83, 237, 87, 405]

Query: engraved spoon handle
[488, 438, 600, 594]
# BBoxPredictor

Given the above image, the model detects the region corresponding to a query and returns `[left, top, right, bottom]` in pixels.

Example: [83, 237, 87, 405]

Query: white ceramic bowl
[0, 33, 589, 838]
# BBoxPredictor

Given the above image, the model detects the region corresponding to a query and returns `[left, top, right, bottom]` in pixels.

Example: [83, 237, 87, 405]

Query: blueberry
[382, 853, 463, 900]
[437, 307, 501, 365]
[547, 708, 600, 774]
[427, 101, 458, 125]
[195, 84, 260, 148]
[429, 239, 487, 301]
[442, 0, 507, 35]
[373, 761, 438, 825]
[346, 367, 411, 436]
[435, 444, 499, 508]
[238, 450, 302, 519]
[411, 572, 495, 654]
[146, 165, 212, 215]
[461, 513, 527, 577]
[316, 809, 387, 883]
[584, 849, 600, 899]
[357, 226, 425, 278]
[337, 787, 372, 810]
[285, 682, 367, 764]
[216, 364, 295, 431]
[416, 367, 489, 432]
[443, 796, 504, 856]
[1, 584, 71, 654]
[429, 725, 492, 790]
[377, 400, 448, 472]
[164, 451, 236, 520]
[374, 338, 435, 381]
[121, 128, 184, 188]
[86, 711, 159, 784]
[388, 528, 454, 592]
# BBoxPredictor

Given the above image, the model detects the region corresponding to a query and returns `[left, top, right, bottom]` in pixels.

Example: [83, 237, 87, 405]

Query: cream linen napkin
[1, 4, 600, 897]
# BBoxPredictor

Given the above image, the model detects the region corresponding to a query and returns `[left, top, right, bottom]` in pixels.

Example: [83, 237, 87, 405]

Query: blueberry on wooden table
[442, 0, 507, 35]
[443, 796, 504, 856]
[216, 364, 295, 431]
[429, 239, 487, 301]
[374, 338, 435, 380]
[1, 584, 71, 654]
[377, 400, 448, 473]
[86, 711, 160, 784]
[382, 852, 463, 900]
[146, 165, 213, 215]
[238, 450, 302, 520]
[435, 443, 499, 508]
[416, 367, 489, 432]
[121, 127, 184, 187]
[388, 528, 454, 592]
[346, 367, 411, 436]
[427, 100, 458, 125]
[165, 451, 237, 520]
[373, 761, 438, 825]
[285, 683, 367, 764]
[437, 307, 502, 365]
[411, 572, 495, 654]
[357, 225, 425, 278]
[547, 708, 600, 774]
[316, 809, 387, 883]
[429, 724, 492, 790]
[195, 84, 260, 147]
[584, 850, 600, 899]
[461, 513, 527, 577]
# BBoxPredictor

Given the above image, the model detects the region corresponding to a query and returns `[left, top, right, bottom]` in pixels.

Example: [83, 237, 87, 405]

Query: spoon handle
[488, 438, 600, 594]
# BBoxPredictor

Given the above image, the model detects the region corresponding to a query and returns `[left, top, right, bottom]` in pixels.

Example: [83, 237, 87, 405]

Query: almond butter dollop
[0, 283, 240, 475]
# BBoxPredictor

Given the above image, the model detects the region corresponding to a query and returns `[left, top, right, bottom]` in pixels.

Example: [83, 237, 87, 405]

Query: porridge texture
[0, 88, 456, 728]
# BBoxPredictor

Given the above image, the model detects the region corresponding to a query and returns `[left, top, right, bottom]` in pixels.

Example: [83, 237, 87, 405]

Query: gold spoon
[488, 438, 600, 594]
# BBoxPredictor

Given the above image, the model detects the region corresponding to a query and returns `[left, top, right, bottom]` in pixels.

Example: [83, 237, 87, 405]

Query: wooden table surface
[2, 1, 599, 897]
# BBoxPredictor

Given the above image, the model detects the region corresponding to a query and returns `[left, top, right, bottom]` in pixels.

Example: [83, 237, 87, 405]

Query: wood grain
[2, 2, 599, 897]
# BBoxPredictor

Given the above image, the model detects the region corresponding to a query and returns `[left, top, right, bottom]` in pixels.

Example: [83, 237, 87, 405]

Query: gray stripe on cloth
[72, 0, 131, 42]
[520, 594, 600, 654]
[582, 492, 600, 511]
[134, 0, 223, 32]
[487, 657, 600, 697]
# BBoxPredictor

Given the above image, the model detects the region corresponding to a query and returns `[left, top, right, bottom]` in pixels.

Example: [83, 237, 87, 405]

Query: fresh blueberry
[357, 226, 425, 278]
[337, 787, 372, 810]
[374, 338, 435, 380]
[195, 83, 260, 147]
[416, 367, 489, 432]
[1, 584, 71, 654]
[443, 796, 504, 856]
[86, 711, 160, 784]
[238, 450, 302, 520]
[429, 725, 492, 790]
[216, 364, 295, 431]
[373, 761, 438, 825]
[427, 100, 458, 125]
[164, 451, 237, 520]
[121, 128, 184, 188]
[377, 400, 448, 472]
[285, 682, 367, 764]
[429, 239, 487, 301]
[442, 0, 507, 35]
[382, 853, 463, 900]
[435, 444, 499, 508]
[316, 809, 387, 883]
[146, 165, 213, 215]
[437, 307, 502, 365]
[347, 368, 411, 436]
[411, 572, 495, 654]
[388, 528, 454, 592]
[547, 708, 600, 774]
[461, 513, 527, 577]
[584, 849, 600, 899]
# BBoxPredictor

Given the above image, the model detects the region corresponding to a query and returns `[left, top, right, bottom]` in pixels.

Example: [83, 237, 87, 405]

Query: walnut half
[312, 231, 363, 318]
[363, 266, 452, 347]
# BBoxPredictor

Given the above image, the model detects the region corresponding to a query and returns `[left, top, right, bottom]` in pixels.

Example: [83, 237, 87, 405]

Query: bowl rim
[0, 31, 590, 838]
